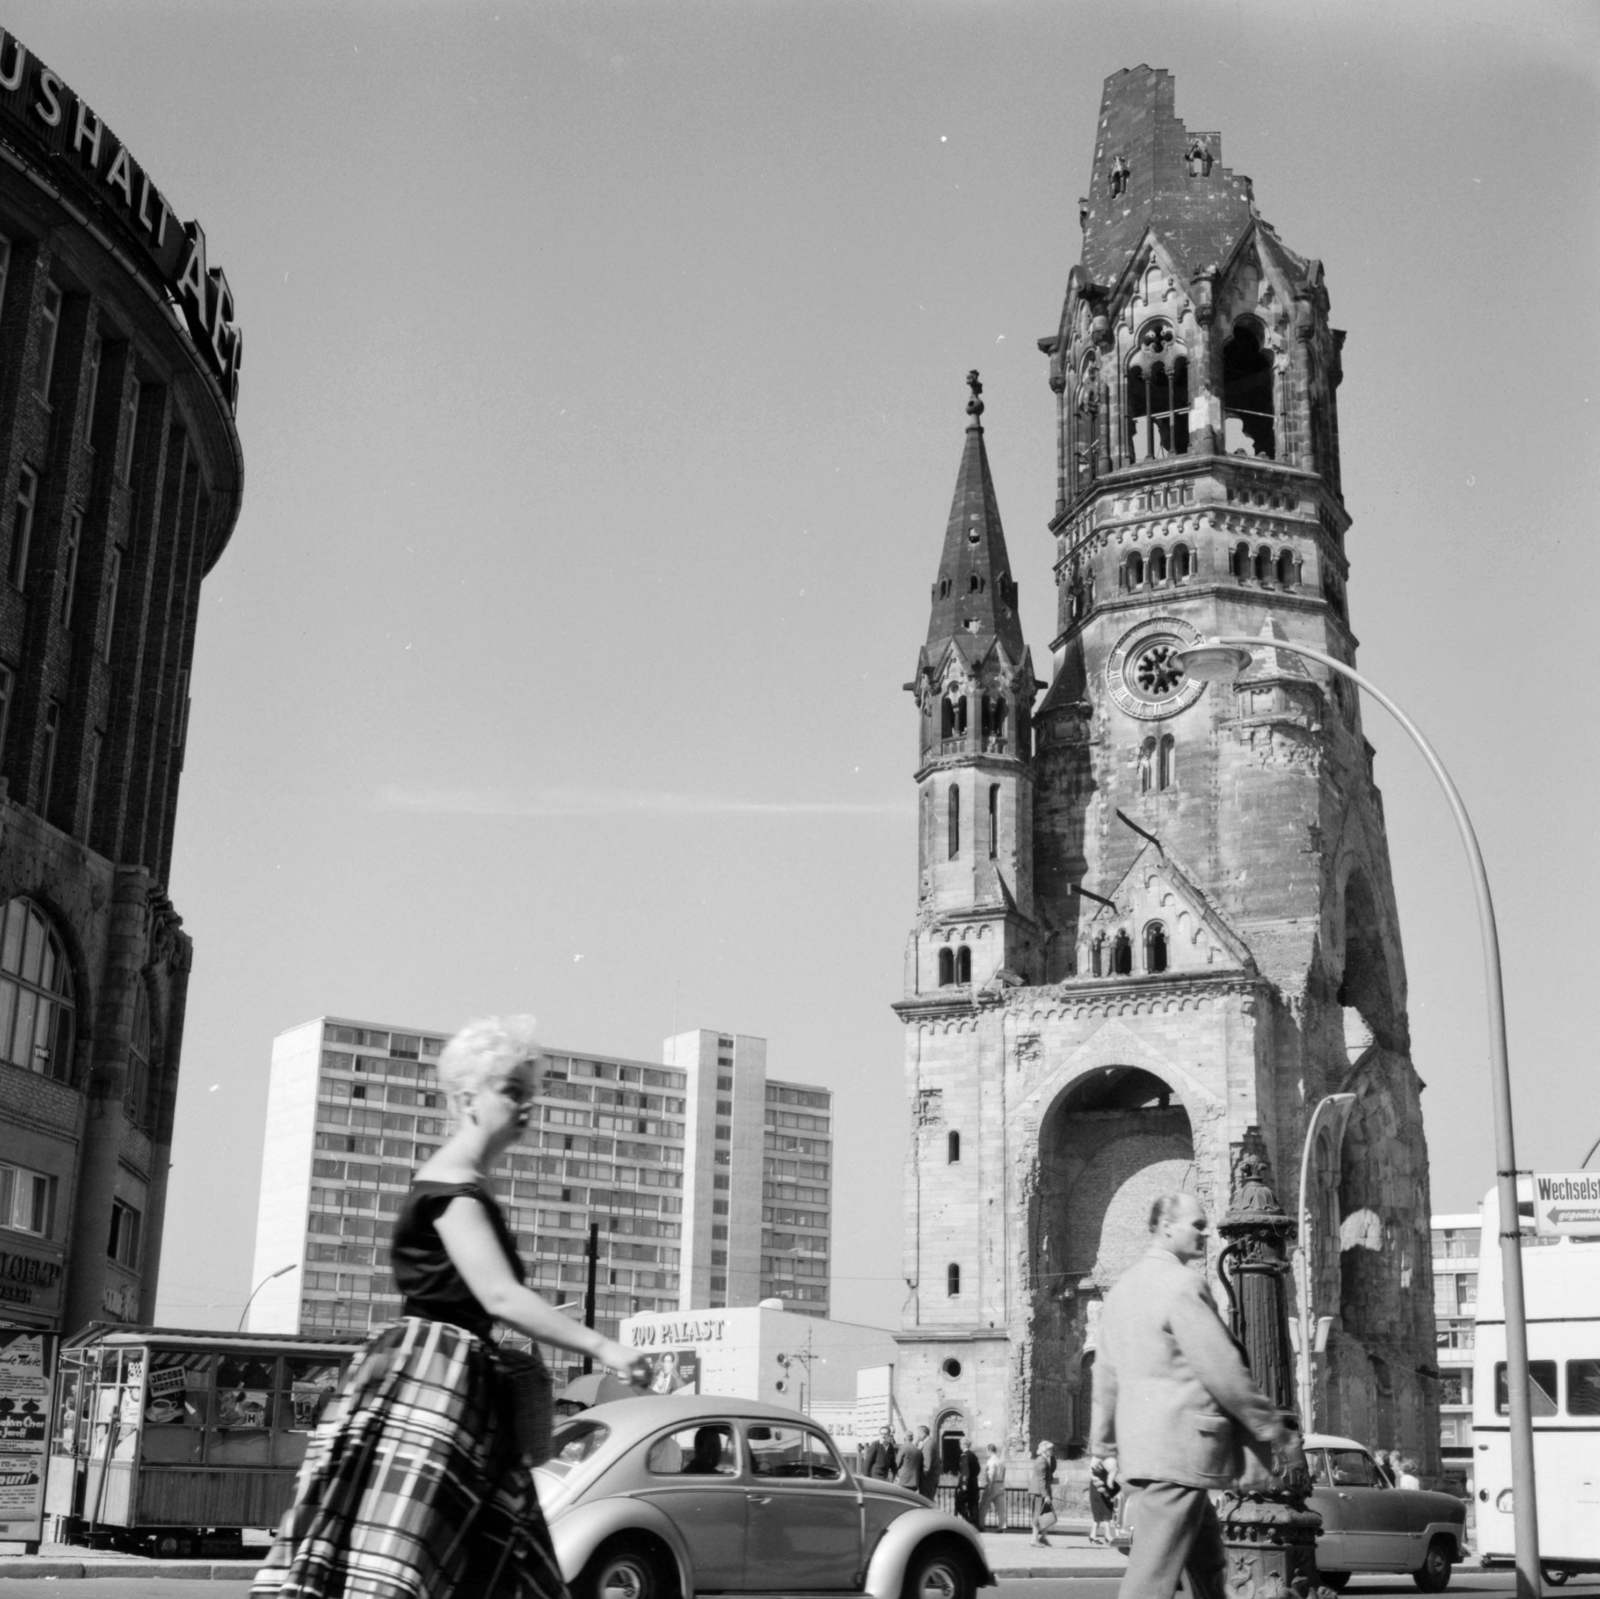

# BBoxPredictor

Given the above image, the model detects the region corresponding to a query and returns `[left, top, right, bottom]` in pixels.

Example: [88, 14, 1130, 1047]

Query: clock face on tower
[1106, 616, 1206, 720]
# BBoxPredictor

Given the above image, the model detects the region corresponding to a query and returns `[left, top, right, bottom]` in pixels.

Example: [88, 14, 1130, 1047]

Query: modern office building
[247, 1020, 832, 1341]
[0, 30, 243, 1347]
[1431, 1210, 1479, 1496]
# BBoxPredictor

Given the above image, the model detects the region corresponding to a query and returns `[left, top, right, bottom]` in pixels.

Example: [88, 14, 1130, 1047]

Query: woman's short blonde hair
[437, 1014, 543, 1098]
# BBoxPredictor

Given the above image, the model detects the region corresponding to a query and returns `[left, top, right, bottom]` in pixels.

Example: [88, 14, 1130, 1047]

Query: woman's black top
[390, 1180, 525, 1342]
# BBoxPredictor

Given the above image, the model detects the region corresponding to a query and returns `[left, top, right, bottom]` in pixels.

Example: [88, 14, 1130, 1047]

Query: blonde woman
[253, 1016, 644, 1599]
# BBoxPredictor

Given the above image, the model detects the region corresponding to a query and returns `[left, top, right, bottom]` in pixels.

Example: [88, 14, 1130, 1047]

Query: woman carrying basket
[252, 1015, 645, 1599]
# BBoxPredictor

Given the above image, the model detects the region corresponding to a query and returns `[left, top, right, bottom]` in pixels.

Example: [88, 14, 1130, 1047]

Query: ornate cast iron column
[1216, 1150, 1325, 1599]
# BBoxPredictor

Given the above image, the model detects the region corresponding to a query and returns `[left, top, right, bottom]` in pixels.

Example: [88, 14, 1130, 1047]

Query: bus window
[1495, 1361, 1557, 1417]
[1566, 1360, 1600, 1417]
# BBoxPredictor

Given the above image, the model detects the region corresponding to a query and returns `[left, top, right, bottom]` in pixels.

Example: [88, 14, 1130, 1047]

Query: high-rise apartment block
[248, 1019, 831, 1340]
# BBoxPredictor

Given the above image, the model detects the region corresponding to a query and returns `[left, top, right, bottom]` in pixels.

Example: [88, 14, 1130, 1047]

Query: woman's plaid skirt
[251, 1316, 570, 1599]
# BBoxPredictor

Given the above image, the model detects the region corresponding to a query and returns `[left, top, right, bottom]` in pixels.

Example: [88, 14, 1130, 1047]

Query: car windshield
[542, 1419, 611, 1477]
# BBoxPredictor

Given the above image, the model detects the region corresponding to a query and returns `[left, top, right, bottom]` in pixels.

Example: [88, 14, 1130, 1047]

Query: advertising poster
[0, 1330, 51, 1544]
[641, 1350, 700, 1395]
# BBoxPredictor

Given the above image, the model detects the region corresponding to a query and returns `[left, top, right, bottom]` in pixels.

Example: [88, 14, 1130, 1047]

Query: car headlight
[1495, 1489, 1514, 1513]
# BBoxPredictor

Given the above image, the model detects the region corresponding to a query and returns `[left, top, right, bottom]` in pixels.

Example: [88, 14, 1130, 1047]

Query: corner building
[0, 33, 243, 1340]
[896, 67, 1438, 1469]
[249, 1020, 831, 1351]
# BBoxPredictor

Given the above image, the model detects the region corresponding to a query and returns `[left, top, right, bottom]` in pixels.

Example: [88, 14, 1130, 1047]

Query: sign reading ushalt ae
[1533, 1173, 1600, 1238]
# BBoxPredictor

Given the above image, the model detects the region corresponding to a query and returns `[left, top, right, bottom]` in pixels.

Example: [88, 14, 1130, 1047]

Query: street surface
[0, 1576, 1595, 1598]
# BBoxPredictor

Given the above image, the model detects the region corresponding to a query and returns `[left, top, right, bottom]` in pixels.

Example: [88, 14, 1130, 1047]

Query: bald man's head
[1149, 1192, 1209, 1262]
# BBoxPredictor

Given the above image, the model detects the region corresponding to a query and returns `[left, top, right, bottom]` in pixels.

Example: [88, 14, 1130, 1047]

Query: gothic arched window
[1173, 542, 1192, 582]
[948, 784, 961, 858]
[1223, 320, 1276, 459]
[956, 946, 972, 984]
[0, 897, 75, 1082]
[1138, 737, 1156, 794]
[1255, 546, 1274, 583]
[1125, 550, 1144, 589]
[1158, 734, 1176, 791]
[938, 948, 955, 987]
[1277, 549, 1297, 587]
[1126, 322, 1189, 463]
[1145, 922, 1169, 974]
[1232, 542, 1251, 582]
[1149, 547, 1168, 585]
[1112, 930, 1133, 975]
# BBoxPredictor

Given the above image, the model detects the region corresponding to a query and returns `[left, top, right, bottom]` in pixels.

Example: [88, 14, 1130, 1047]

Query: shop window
[0, 897, 75, 1081]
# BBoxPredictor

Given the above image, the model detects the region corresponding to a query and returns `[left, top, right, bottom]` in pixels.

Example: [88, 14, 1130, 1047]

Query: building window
[987, 784, 999, 858]
[947, 1262, 961, 1297]
[947, 784, 960, 859]
[35, 282, 62, 401]
[955, 946, 971, 984]
[0, 1159, 54, 1236]
[1138, 737, 1156, 793]
[125, 985, 153, 1132]
[39, 701, 60, 819]
[1145, 922, 1169, 974]
[118, 380, 141, 483]
[0, 666, 13, 760]
[714, 1123, 731, 1142]
[947, 1130, 960, 1164]
[1173, 543, 1192, 582]
[937, 948, 954, 987]
[1222, 320, 1276, 459]
[8, 467, 38, 589]
[717, 1074, 732, 1092]
[1158, 734, 1175, 791]
[1111, 930, 1133, 975]
[59, 510, 82, 625]
[1126, 322, 1189, 462]
[108, 1198, 142, 1268]
[0, 234, 10, 317]
[1148, 546, 1168, 584]
[103, 545, 124, 663]
[82, 337, 102, 447]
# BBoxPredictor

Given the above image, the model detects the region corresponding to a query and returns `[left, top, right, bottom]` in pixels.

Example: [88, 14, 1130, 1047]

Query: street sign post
[1532, 1173, 1600, 1238]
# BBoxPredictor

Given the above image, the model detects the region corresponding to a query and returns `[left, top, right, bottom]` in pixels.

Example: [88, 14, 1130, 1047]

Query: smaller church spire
[924, 371, 1026, 667]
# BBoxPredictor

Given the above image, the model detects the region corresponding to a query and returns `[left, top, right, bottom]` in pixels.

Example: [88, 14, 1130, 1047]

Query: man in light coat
[1090, 1192, 1305, 1599]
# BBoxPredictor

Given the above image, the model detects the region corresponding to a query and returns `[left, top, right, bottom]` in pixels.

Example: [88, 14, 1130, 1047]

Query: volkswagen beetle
[536, 1395, 995, 1599]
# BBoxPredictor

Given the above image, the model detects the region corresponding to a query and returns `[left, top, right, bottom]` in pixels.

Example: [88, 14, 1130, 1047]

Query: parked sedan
[536, 1395, 995, 1599]
[1304, 1433, 1468, 1592]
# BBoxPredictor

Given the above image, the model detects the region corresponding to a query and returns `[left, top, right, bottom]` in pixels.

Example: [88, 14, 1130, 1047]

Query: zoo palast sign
[0, 30, 241, 411]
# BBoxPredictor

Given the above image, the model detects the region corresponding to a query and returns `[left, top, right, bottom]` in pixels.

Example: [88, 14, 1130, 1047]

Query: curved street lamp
[1175, 634, 1542, 1599]
[237, 1262, 298, 1332]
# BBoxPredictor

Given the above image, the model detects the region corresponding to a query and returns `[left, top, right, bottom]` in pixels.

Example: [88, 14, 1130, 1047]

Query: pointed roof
[924, 371, 1027, 667]
[1079, 66, 1257, 286]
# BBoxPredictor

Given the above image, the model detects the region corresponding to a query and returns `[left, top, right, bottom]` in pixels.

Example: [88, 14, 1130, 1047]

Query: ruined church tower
[896, 67, 1438, 1473]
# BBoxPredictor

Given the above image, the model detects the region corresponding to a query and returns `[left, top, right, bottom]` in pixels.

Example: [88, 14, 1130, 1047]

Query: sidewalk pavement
[0, 1530, 1130, 1583]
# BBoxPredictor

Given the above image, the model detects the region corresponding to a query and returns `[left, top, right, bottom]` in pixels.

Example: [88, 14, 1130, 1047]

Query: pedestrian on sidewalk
[916, 1424, 941, 1501]
[1088, 1459, 1117, 1545]
[895, 1432, 922, 1493]
[978, 1444, 1007, 1530]
[1397, 1456, 1421, 1490]
[1028, 1439, 1058, 1546]
[862, 1426, 898, 1481]
[953, 1440, 981, 1527]
[1089, 1192, 1306, 1599]
[252, 1016, 647, 1599]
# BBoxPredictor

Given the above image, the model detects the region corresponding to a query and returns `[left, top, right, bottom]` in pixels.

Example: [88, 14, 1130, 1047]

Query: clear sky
[6, 0, 1594, 1331]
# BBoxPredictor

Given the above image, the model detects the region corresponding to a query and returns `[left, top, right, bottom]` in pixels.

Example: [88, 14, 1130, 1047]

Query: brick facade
[0, 32, 241, 1339]
[896, 67, 1438, 1483]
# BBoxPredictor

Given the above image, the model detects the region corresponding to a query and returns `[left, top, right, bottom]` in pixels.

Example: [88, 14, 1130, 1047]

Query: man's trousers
[1118, 1480, 1228, 1599]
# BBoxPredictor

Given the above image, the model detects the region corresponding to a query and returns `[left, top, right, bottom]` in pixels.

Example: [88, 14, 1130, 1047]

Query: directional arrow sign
[1533, 1173, 1600, 1237]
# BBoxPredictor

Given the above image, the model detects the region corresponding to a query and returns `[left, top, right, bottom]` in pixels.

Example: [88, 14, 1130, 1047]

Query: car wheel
[576, 1536, 669, 1599]
[903, 1539, 978, 1599]
[1542, 1566, 1571, 1587]
[1318, 1572, 1351, 1593]
[1412, 1535, 1453, 1592]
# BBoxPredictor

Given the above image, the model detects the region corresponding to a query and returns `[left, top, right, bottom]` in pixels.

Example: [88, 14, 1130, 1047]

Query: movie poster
[0, 1330, 51, 1544]
[640, 1350, 700, 1394]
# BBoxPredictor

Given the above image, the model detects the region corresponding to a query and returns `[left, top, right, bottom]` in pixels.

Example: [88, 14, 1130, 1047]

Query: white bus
[1473, 1183, 1600, 1584]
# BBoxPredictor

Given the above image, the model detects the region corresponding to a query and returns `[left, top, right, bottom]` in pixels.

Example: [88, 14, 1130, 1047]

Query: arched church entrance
[935, 1407, 967, 1474]
[1030, 1067, 1195, 1447]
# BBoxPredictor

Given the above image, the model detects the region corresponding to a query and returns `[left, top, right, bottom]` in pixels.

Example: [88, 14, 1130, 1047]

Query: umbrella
[556, 1372, 645, 1408]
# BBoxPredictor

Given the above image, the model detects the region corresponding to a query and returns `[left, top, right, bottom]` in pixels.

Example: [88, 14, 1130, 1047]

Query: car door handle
[1337, 1492, 1351, 1500]
[747, 1494, 772, 1505]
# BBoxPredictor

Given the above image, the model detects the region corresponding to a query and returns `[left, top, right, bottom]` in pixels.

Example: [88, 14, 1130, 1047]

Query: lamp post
[1296, 1092, 1355, 1431]
[1176, 633, 1542, 1599]
[237, 1262, 297, 1331]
